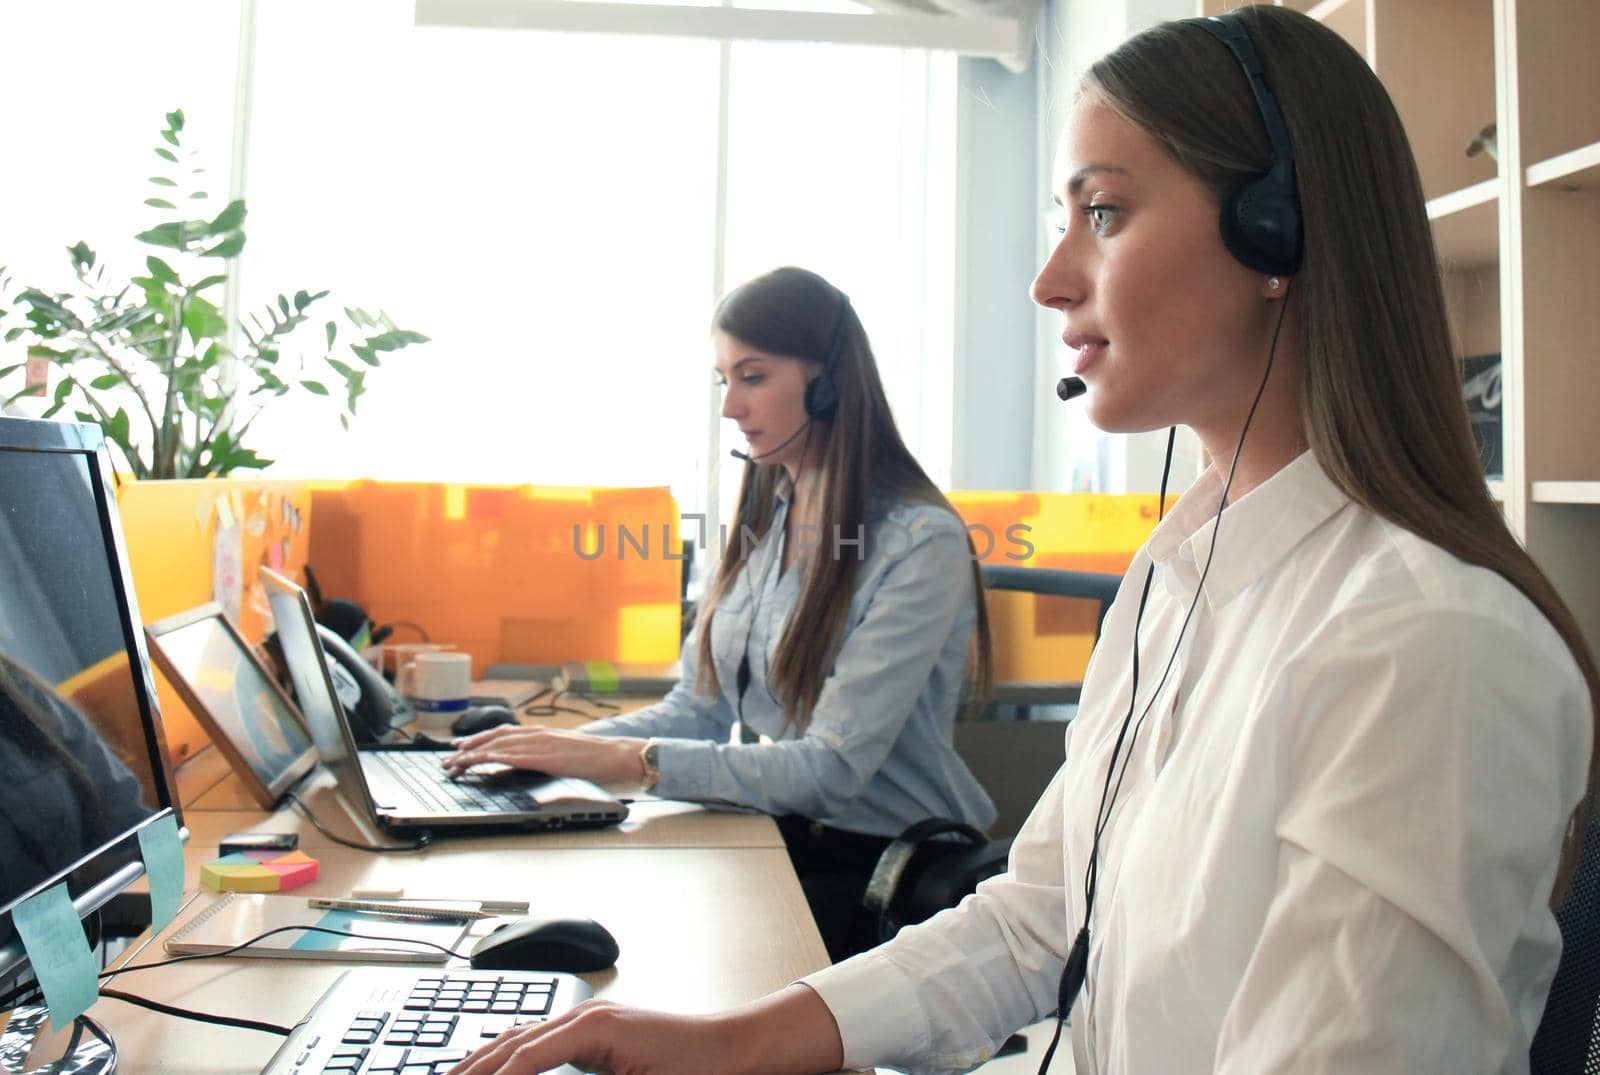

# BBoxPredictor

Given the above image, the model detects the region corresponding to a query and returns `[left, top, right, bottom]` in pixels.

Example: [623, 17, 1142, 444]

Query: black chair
[1531, 812, 1600, 1073]
[862, 566, 1124, 941]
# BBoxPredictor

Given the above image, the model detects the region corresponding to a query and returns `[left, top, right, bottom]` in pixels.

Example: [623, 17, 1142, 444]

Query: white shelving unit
[1199, 0, 1600, 649]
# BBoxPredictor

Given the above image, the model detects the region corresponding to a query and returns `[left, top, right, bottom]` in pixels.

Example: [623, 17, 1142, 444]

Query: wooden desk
[98, 842, 827, 1073]
[96, 697, 849, 1073]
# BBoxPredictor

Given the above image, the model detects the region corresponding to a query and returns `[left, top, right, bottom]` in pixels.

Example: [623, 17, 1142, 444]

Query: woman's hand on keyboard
[448, 985, 845, 1075]
[441, 725, 646, 785]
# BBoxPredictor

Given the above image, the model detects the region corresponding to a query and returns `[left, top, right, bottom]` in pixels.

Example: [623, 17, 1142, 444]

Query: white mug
[398, 651, 473, 732]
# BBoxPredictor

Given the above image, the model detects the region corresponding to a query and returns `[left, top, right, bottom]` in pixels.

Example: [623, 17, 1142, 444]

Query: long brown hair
[1086, 7, 1599, 902]
[698, 266, 992, 732]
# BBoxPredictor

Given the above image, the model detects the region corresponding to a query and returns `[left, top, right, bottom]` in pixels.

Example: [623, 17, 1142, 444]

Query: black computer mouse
[469, 915, 619, 973]
[450, 705, 518, 737]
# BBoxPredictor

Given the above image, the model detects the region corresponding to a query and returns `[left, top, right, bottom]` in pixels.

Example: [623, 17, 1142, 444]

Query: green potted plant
[0, 110, 427, 478]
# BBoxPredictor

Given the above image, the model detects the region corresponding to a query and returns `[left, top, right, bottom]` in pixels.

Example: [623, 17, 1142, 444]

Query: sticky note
[10, 883, 98, 1030]
[586, 661, 619, 694]
[136, 813, 184, 932]
[201, 850, 319, 893]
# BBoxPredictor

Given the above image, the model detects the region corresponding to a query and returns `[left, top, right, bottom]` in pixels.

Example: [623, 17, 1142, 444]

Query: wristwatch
[638, 740, 661, 791]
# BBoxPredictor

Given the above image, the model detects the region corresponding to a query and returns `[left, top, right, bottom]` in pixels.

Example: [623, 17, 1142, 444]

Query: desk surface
[98, 703, 839, 1072]
[99, 842, 828, 1073]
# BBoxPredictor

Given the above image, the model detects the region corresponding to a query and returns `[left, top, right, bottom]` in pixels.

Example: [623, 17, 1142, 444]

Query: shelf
[1528, 141, 1600, 191]
[1428, 179, 1499, 267]
[1486, 479, 1505, 502]
[1532, 481, 1600, 506]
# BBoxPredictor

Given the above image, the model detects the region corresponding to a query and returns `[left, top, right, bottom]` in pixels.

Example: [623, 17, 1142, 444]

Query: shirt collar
[1146, 450, 1350, 609]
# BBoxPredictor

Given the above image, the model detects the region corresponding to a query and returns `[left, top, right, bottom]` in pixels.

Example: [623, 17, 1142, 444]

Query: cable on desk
[521, 687, 619, 718]
[98, 988, 291, 1036]
[286, 791, 433, 852]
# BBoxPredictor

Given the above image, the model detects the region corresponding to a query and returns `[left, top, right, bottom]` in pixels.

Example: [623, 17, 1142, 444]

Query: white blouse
[804, 451, 1591, 1074]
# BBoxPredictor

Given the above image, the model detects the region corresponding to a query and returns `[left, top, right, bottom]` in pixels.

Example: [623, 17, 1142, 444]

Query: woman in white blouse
[450, 9, 1600, 1074]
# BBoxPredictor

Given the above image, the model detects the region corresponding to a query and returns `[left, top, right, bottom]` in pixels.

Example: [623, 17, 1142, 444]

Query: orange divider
[306, 481, 682, 677]
[949, 491, 1175, 684]
[116, 479, 315, 763]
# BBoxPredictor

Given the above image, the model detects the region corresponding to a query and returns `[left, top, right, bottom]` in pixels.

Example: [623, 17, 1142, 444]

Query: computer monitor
[0, 417, 184, 991]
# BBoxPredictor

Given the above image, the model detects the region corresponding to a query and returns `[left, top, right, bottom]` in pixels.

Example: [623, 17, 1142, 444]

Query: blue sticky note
[137, 813, 184, 932]
[10, 882, 99, 1029]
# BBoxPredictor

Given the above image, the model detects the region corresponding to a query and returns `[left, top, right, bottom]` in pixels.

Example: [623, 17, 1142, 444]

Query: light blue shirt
[585, 491, 996, 838]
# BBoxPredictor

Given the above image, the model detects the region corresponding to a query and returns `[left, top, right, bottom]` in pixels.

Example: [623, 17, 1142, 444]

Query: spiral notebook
[163, 892, 478, 964]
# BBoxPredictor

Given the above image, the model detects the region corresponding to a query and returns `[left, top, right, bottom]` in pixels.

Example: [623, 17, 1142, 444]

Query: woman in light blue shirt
[445, 266, 995, 958]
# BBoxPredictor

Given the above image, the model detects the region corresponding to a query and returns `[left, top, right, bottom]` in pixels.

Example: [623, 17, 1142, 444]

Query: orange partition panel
[950, 491, 1171, 684]
[307, 482, 681, 676]
[116, 479, 314, 762]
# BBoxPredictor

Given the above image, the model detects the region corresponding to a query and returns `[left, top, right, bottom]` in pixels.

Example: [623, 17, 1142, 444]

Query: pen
[308, 898, 492, 922]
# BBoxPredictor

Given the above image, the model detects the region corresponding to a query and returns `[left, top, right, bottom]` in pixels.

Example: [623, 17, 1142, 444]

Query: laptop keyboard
[369, 750, 541, 814]
[265, 967, 589, 1075]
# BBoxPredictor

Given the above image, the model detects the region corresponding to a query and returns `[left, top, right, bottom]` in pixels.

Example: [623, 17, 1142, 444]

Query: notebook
[163, 892, 478, 964]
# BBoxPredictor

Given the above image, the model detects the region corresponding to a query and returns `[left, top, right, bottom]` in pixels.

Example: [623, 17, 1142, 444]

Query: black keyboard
[262, 967, 591, 1075]
[370, 751, 542, 815]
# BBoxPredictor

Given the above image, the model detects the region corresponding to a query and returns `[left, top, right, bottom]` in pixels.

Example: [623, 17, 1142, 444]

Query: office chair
[863, 566, 1123, 941]
[1530, 811, 1600, 1073]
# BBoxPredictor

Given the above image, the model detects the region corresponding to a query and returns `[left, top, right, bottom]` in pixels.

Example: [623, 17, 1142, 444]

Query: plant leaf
[148, 176, 178, 187]
[193, 273, 227, 291]
[155, 147, 177, 162]
[299, 379, 329, 396]
[135, 222, 186, 250]
[89, 373, 123, 389]
[146, 256, 179, 283]
[209, 199, 246, 233]
[144, 197, 176, 209]
[106, 408, 131, 446]
[325, 320, 337, 348]
[41, 378, 73, 418]
[202, 232, 245, 258]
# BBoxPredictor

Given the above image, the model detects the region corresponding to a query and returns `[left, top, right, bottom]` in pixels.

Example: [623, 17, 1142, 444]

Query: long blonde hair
[697, 267, 992, 732]
[1086, 7, 1599, 902]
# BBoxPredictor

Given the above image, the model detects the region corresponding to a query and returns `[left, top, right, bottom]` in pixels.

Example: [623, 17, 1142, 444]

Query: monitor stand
[0, 1006, 116, 1073]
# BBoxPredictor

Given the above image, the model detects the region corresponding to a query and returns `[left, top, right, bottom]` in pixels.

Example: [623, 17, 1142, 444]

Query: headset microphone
[729, 419, 812, 464]
[1056, 376, 1087, 402]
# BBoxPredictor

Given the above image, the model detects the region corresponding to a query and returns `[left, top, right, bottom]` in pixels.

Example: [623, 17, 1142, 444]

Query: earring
[1268, 277, 1283, 291]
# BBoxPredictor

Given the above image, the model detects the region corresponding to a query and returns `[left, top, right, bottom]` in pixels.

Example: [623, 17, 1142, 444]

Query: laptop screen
[258, 568, 379, 817]
[147, 609, 316, 799]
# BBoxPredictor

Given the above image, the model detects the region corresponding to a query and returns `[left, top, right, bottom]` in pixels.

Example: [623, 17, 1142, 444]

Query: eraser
[350, 886, 405, 899]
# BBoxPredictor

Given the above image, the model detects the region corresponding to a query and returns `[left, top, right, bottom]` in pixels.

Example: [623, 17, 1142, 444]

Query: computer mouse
[450, 705, 518, 737]
[469, 915, 619, 973]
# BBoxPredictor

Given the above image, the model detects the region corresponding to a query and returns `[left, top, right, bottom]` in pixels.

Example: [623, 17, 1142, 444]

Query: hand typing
[441, 725, 645, 785]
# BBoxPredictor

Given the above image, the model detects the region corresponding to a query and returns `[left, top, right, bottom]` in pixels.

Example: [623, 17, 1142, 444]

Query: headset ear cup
[805, 373, 838, 421]
[1220, 177, 1302, 276]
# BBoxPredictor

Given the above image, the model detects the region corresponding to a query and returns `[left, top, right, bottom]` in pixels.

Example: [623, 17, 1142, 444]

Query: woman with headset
[445, 265, 996, 961]
[450, 9, 1599, 1075]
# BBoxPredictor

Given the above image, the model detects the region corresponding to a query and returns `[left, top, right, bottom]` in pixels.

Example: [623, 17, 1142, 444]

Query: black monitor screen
[0, 417, 179, 979]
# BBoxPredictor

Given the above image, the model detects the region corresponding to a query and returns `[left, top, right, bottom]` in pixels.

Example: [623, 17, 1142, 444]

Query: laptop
[145, 602, 321, 811]
[258, 568, 628, 834]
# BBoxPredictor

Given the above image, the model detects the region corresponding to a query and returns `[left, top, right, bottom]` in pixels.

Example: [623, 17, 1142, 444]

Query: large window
[2, 1, 957, 526]
[245, 1, 957, 525]
[0, 4, 239, 320]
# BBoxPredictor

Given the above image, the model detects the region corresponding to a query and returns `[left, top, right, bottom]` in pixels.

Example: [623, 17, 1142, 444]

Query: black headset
[1191, 13, 1303, 277]
[803, 289, 851, 421]
[1037, 15, 1303, 1074]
